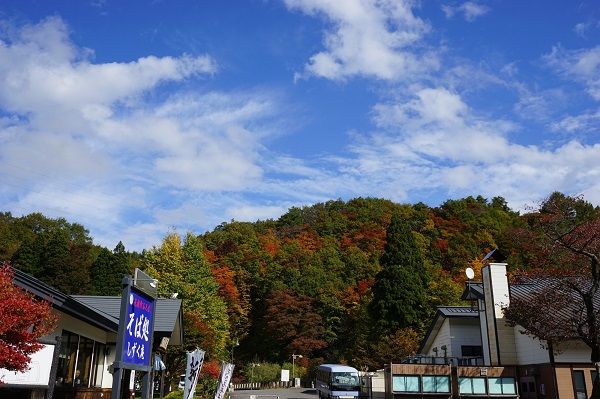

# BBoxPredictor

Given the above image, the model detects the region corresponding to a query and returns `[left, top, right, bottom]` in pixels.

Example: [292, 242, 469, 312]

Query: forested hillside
[1, 195, 536, 372]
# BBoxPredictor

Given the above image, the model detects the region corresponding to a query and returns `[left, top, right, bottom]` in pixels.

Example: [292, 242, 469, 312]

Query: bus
[316, 364, 361, 399]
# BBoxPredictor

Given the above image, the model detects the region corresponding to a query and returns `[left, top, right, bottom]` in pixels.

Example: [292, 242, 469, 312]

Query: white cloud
[0, 16, 217, 131]
[284, 0, 438, 81]
[343, 87, 600, 211]
[442, 2, 490, 22]
[543, 45, 600, 100]
[0, 17, 279, 250]
[550, 109, 600, 134]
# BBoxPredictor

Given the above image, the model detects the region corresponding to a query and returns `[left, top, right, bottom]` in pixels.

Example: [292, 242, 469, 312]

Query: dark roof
[72, 296, 184, 346]
[7, 265, 183, 346]
[437, 306, 480, 317]
[461, 282, 484, 300]
[10, 267, 118, 332]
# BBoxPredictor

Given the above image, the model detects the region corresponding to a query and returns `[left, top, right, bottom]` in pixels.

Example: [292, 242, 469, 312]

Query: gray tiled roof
[72, 296, 183, 346]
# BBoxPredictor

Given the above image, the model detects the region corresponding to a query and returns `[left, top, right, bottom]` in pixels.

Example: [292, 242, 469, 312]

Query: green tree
[39, 230, 86, 294]
[142, 232, 229, 372]
[11, 235, 46, 277]
[369, 214, 429, 334]
[89, 242, 132, 296]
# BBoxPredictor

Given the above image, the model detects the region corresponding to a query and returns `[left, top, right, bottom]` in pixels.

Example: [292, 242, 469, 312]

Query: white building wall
[449, 318, 482, 357]
[429, 319, 452, 356]
[513, 327, 550, 365]
[482, 263, 518, 366]
[554, 341, 593, 363]
[46, 310, 110, 343]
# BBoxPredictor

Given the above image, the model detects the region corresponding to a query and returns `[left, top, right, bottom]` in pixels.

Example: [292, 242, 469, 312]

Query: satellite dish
[466, 267, 475, 280]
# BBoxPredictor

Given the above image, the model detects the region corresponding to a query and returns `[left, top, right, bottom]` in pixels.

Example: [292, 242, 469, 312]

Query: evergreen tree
[368, 214, 429, 334]
[12, 235, 46, 277]
[89, 247, 113, 295]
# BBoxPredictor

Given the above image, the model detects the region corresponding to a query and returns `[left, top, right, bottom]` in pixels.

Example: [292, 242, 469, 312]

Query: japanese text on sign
[123, 290, 153, 366]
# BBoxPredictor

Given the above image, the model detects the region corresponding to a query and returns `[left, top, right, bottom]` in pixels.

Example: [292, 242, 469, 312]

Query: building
[385, 260, 597, 399]
[0, 266, 183, 399]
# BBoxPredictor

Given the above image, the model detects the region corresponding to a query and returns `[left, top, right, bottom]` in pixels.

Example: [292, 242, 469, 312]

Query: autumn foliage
[0, 265, 58, 382]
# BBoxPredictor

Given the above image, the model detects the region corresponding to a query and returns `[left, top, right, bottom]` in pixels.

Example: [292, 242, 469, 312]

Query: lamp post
[231, 338, 239, 363]
[292, 354, 303, 386]
[251, 363, 260, 383]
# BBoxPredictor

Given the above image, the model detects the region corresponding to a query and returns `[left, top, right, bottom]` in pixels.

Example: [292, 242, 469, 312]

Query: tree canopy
[503, 193, 600, 399]
[0, 194, 538, 372]
[0, 264, 58, 382]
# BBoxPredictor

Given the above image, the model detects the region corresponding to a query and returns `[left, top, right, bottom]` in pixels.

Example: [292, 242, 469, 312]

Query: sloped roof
[461, 282, 484, 301]
[8, 265, 183, 346]
[72, 296, 183, 346]
[10, 266, 119, 332]
[418, 306, 479, 354]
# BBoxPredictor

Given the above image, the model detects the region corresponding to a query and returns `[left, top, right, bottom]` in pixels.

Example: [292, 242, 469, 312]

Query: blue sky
[1, 0, 599, 252]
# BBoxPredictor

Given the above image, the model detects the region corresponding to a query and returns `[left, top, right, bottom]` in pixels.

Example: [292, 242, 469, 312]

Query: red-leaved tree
[503, 193, 600, 399]
[0, 265, 58, 383]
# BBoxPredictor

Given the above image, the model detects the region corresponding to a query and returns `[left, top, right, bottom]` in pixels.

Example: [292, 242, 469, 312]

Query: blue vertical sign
[123, 288, 153, 366]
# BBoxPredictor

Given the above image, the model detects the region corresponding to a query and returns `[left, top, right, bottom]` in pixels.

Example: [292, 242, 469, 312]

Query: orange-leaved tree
[0, 264, 58, 383]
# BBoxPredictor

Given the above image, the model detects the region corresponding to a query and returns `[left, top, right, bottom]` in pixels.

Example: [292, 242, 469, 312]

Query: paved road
[228, 388, 318, 399]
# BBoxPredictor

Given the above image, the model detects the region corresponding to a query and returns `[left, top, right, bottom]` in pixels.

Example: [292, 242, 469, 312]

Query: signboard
[122, 288, 153, 366]
[184, 349, 205, 399]
[214, 362, 234, 399]
[0, 344, 54, 386]
[281, 369, 290, 382]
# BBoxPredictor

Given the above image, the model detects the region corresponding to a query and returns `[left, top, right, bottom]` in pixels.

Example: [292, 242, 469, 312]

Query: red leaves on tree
[264, 289, 327, 356]
[0, 265, 58, 382]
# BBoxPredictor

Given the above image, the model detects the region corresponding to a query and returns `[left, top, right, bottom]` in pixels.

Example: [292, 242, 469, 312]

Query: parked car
[178, 375, 186, 390]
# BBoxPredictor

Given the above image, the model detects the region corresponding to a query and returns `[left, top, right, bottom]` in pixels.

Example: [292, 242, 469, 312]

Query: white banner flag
[184, 349, 205, 399]
[213, 362, 235, 399]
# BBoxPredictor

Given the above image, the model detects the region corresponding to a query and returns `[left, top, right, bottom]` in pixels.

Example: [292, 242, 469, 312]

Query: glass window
[459, 377, 487, 395]
[56, 330, 106, 388]
[393, 375, 420, 392]
[92, 343, 105, 387]
[57, 331, 79, 386]
[461, 345, 483, 357]
[574, 371, 587, 399]
[423, 376, 450, 393]
[76, 336, 94, 386]
[488, 377, 516, 395]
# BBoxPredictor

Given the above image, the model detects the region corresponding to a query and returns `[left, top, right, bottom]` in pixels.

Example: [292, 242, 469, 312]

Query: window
[488, 377, 516, 395]
[574, 371, 587, 399]
[393, 375, 419, 392]
[57, 330, 106, 388]
[423, 376, 450, 393]
[459, 377, 487, 395]
[92, 343, 105, 387]
[461, 345, 483, 357]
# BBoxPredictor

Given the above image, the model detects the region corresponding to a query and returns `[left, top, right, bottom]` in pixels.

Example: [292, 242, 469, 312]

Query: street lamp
[231, 338, 239, 363]
[292, 354, 303, 386]
[251, 363, 260, 383]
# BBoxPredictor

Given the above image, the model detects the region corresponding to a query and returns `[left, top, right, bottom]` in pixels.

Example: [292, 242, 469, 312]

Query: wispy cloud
[442, 2, 490, 22]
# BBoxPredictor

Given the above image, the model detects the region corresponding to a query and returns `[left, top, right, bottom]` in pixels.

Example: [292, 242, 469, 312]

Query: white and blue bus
[316, 364, 361, 399]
